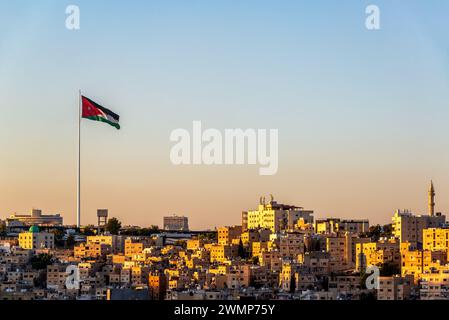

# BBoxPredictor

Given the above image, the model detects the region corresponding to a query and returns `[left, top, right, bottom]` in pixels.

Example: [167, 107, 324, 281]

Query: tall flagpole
[77, 90, 81, 228]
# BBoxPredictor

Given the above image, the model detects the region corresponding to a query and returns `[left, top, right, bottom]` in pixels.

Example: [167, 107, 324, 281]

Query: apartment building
[247, 197, 313, 233]
[149, 273, 167, 300]
[356, 239, 400, 271]
[392, 210, 445, 247]
[280, 232, 305, 261]
[423, 228, 449, 254]
[18, 226, 54, 250]
[217, 226, 242, 245]
[315, 218, 369, 235]
[326, 233, 353, 272]
[209, 244, 238, 263]
[377, 275, 414, 300]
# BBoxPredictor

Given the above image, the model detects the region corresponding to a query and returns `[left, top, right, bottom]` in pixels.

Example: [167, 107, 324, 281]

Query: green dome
[29, 226, 40, 233]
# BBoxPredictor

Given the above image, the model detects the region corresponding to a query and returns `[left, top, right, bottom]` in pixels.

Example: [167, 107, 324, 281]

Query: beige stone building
[356, 239, 400, 271]
[18, 226, 54, 250]
[315, 218, 369, 235]
[209, 244, 238, 263]
[74, 243, 112, 258]
[400, 243, 432, 283]
[124, 238, 144, 257]
[217, 226, 242, 245]
[246, 197, 313, 233]
[420, 266, 449, 300]
[392, 210, 445, 247]
[8, 209, 63, 226]
[423, 228, 449, 254]
[87, 235, 125, 253]
[280, 232, 305, 261]
[377, 275, 414, 300]
[46, 264, 68, 290]
[326, 233, 353, 272]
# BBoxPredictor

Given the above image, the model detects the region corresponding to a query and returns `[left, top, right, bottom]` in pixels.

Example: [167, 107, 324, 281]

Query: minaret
[429, 180, 435, 216]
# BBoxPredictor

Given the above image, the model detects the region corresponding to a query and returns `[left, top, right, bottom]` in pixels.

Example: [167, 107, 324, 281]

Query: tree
[31, 254, 53, 270]
[252, 256, 259, 265]
[66, 235, 76, 248]
[380, 262, 400, 276]
[52, 229, 65, 247]
[174, 240, 187, 249]
[364, 224, 393, 241]
[365, 225, 381, 241]
[238, 239, 246, 259]
[106, 217, 122, 235]
[381, 224, 393, 238]
[82, 226, 96, 236]
[120, 226, 160, 236]
[0, 221, 6, 235]
[198, 232, 217, 242]
[290, 274, 296, 293]
[360, 271, 370, 289]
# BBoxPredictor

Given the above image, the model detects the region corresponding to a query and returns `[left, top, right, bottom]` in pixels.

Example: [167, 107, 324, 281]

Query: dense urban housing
[0, 183, 448, 300]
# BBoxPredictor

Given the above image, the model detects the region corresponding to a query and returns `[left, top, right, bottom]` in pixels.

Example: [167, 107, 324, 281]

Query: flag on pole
[81, 96, 120, 130]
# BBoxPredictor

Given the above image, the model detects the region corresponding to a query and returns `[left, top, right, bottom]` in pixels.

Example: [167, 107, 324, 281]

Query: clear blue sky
[1, 1, 449, 228]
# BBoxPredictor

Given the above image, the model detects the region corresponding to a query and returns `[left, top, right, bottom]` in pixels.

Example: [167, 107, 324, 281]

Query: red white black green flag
[81, 96, 120, 130]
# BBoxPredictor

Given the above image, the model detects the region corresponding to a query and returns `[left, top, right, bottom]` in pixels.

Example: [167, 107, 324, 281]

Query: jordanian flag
[81, 96, 120, 130]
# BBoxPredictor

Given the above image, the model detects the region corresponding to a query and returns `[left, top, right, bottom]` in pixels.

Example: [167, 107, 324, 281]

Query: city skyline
[2, 182, 447, 301]
[2, 1, 449, 307]
[2, 1, 449, 229]
[1, 180, 442, 230]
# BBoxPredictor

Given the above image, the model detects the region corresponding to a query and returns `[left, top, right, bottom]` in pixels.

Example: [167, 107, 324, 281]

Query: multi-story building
[149, 273, 167, 300]
[259, 250, 282, 272]
[241, 211, 248, 231]
[251, 241, 269, 258]
[124, 238, 144, 257]
[392, 182, 446, 247]
[400, 242, 432, 282]
[280, 232, 305, 261]
[130, 266, 150, 287]
[377, 275, 414, 300]
[18, 226, 54, 250]
[392, 183, 445, 247]
[287, 210, 314, 230]
[315, 218, 369, 235]
[338, 220, 369, 234]
[74, 243, 112, 258]
[217, 226, 242, 245]
[356, 239, 400, 271]
[209, 244, 238, 263]
[420, 267, 449, 300]
[226, 265, 251, 289]
[186, 238, 204, 251]
[240, 229, 270, 247]
[246, 196, 313, 233]
[7, 209, 63, 226]
[423, 228, 449, 254]
[326, 233, 353, 272]
[315, 219, 340, 234]
[328, 275, 362, 297]
[46, 264, 68, 290]
[279, 262, 298, 292]
[392, 210, 445, 247]
[87, 235, 124, 253]
[5, 182, 449, 301]
[302, 251, 330, 276]
[163, 215, 189, 231]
